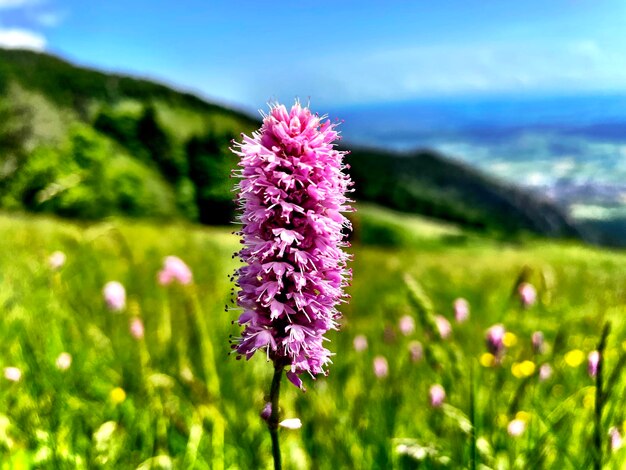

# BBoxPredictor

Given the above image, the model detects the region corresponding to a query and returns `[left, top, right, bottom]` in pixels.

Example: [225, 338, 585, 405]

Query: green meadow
[1, 206, 626, 469]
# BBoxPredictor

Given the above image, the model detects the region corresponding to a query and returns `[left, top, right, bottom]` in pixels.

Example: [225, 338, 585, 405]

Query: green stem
[268, 363, 283, 470]
[593, 322, 610, 470]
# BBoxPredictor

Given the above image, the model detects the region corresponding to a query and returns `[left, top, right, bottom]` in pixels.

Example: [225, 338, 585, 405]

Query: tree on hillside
[0, 100, 33, 198]
[186, 130, 236, 224]
[137, 105, 186, 182]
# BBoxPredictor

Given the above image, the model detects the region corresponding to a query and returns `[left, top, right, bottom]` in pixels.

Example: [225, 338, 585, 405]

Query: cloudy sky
[1, 0, 626, 110]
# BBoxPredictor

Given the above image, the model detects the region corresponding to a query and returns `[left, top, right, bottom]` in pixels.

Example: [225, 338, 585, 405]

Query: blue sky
[1, 0, 626, 110]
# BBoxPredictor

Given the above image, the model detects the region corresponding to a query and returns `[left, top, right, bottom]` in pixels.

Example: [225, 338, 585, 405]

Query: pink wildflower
[508, 419, 526, 437]
[158, 256, 193, 285]
[55, 352, 72, 371]
[429, 384, 445, 407]
[486, 324, 506, 358]
[539, 363, 553, 381]
[231, 102, 352, 389]
[588, 350, 600, 378]
[130, 317, 145, 340]
[48, 251, 66, 270]
[532, 331, 545, 354]
[373, 356, 389, 378]
[4, 367, 21, 382]
[398, 315, 415, 336]
[518, 282, 537, 308]
[434, 315, 452, 339]
[408, 340, 423, 363]
[103, 281, 126, 312]
[353, 335, 368, 352]
[453, 298, 470, 323]
[610, 427, 623, 452]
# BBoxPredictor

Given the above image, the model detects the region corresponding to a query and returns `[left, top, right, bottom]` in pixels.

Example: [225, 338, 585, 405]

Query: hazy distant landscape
[334, 95, 626, 229]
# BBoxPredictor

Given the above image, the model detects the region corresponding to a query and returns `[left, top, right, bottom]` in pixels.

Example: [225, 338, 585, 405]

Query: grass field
[1, 208, 626, 469]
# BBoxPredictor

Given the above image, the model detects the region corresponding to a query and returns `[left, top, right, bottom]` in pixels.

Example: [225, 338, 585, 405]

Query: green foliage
[2, 125, 177, 219]
[186, 130, 236, 225]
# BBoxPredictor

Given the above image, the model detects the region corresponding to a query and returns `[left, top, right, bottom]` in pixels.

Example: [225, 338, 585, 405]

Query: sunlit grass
[1, 211, 626, 468]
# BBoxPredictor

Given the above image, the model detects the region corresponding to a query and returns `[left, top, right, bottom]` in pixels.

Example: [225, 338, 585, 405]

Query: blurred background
[2, 1, 626, 469]
[1, 0, 626, 245]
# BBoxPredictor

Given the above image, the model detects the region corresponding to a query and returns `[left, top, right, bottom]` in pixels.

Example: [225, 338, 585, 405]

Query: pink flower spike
[4, 367, 21, 382]
[429, 384, 445, 408]
[55, 352, 72, 371]
[453, 298, 469, 323]
[103, 281, 126, 312]
[231, 102, 352, 388]
[130, 317, 145, 340]
[373, 356, 389, 378]
[398, 315, 415, 336]
[518, 282, 537, 308]
[588, 350, 600, 378]
[434, 315, 451, 339]
[48, 251, 66, 270]
[353, 335, 368, 352]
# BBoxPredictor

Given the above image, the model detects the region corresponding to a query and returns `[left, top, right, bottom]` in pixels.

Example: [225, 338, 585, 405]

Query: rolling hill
[0, 48, 580, 241]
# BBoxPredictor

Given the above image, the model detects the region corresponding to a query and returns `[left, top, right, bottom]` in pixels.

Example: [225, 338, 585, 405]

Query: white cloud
[0, 0, 35, 8]
[0, 28, 45, 50]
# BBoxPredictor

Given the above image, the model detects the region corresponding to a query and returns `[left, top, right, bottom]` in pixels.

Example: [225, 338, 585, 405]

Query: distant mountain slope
[346, 147, 580, 238]
[0, 48, 581, 240]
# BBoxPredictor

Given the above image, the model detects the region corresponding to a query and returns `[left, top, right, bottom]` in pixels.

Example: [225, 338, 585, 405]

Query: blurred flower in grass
[130, 317, 145, 340]
[511, 360, 535, 378]
[353, 335, 368, 352]
[486, 324, 506, 358]
[48, 251, 66, 270]
[3, 367, 21, 382]
[480, 353, 496, 368]
[373, 356, 389, 378]
[539, 363, 553, 381]
[110, 387, 126, 404]
[453, 298, 469, 323]
[588, 350, 600, 378]
[158, 256, 193, 286]
[408, 340, 423, 363]
[103, 281, 126, 312]
[503, 332, 517, 348]
[564, 349, 585, 368]
[429, 384, 445, 408]
[518, 282, 537, 308]
[610, 427, 623, 452]
[507, 419, 526, 437]
[279, 418, 302, 430]
[434, 315, 451, 339]
[398, 315, 415, 336]
[532, 331, 545, 354]
[55, 352, 72, 371]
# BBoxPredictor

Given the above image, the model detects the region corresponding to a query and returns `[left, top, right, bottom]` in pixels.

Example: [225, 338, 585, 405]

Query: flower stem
[593, 322, 610, 470]
[268, 363, 283, 470]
